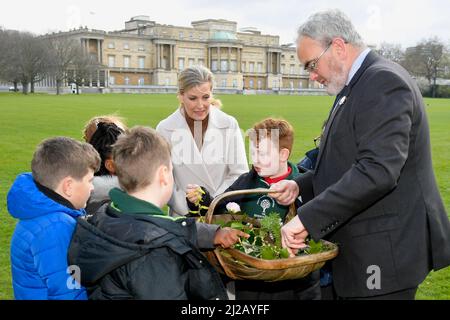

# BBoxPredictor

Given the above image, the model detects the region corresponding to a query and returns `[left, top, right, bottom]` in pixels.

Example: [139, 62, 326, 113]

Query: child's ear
[105, 158, 116, 175]
[58, 176, 74, 198]
[158, 165, 170, 187]
[280, 148, 290, 162]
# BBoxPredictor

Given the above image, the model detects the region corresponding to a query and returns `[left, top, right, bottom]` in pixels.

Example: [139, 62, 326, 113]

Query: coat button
[181, 221, 187, 226]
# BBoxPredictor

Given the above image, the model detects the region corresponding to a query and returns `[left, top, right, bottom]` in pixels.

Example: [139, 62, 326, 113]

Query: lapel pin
[339, 96, 347, 106]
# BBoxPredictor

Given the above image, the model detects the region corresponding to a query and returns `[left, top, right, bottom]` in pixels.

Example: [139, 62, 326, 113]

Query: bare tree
[376, 42, 404, 64]
[402, 37, 447, 97]
[0, 31, 50, 94]
[0, 28, 7, 71]
[0, 29, 22, 91]
[18, 33, 50, 93]
[47, 37, 81, 95]
[69, 47, 101, 94]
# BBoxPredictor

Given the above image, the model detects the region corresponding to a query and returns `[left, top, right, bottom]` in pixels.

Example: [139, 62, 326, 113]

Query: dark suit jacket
[295, 51, 450, 298]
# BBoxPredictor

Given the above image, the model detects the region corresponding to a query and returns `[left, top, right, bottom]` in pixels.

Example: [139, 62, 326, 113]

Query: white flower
[226, 202, 241, 213]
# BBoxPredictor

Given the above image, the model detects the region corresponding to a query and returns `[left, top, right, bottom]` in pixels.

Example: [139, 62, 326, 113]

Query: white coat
[156, 106, 249, 216]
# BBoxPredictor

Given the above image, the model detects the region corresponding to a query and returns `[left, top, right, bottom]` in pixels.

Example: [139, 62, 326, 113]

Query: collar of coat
[108, 187, 169, 217]
[162, 106, 233, 131]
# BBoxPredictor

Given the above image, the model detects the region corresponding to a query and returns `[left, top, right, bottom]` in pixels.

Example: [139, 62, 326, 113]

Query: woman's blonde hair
[177, 66, 222, 108]
[82, 115, 127, 142]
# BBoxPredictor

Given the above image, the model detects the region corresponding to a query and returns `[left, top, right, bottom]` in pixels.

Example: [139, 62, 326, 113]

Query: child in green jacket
[186, 118, 320, 300]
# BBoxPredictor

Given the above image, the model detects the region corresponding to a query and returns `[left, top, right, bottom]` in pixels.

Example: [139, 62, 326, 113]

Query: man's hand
[281, 215, 309, 257]
[269, 180, 300, 206]
[214, 227, 249, 248]
[186, 184, 202, 204]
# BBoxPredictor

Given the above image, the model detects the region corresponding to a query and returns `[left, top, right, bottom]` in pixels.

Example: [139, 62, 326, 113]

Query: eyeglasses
[304, 42, 332, 73]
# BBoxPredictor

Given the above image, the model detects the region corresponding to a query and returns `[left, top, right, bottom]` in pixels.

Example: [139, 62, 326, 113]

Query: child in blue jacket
[7, 137, 100, 299]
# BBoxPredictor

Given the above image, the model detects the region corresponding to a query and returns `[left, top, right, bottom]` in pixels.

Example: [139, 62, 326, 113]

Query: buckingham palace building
[42, 16, 325, 94]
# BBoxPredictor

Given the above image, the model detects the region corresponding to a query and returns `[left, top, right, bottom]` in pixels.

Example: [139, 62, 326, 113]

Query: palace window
[139, 57, 145, 69]
[257, 62, 263, 73]
[211, 60, 218, 72]
[178, 58, 185, 70]
[123, 56, 130, 68]
[221, 60, 228, 72]
[230, 60, 237, 72]
[108, 55, 115, 68]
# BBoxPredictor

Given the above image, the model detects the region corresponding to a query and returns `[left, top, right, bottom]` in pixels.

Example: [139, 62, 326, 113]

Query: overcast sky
[1, 0, 449, 48]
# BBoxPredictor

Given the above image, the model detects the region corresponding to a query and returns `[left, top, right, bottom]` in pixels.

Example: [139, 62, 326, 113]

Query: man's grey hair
[297, 9, 365, 48]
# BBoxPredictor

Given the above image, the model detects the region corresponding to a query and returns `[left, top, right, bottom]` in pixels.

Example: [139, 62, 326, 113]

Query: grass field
[0, 92, 449, 299]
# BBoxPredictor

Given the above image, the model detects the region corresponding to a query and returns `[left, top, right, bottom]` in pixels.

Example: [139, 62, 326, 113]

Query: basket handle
[205, 188, 277, 224]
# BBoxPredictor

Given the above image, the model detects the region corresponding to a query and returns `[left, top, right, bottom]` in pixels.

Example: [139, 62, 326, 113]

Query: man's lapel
[314, 51, 380, 173]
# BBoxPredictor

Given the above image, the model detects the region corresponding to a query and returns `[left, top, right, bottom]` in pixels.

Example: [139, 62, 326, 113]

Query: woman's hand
[186, 184, 202, 204]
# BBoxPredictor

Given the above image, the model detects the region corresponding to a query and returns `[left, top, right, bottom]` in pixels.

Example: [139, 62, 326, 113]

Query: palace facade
[44, 16, 323, 92]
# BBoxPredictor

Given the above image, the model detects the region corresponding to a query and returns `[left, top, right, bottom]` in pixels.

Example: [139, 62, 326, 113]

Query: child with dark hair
[69, 127, 247, 299]
[83, 117, 128, 214]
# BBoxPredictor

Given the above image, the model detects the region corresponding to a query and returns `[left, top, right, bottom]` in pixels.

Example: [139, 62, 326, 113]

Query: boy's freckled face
[70, 169, 95, 209]
[251, 137, 280, 178]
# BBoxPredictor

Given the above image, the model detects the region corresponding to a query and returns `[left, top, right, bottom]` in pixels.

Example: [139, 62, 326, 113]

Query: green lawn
[0, 92, 449, 299]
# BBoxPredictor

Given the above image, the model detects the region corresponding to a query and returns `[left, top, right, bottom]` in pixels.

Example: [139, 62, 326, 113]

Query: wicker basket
[205, 188, 338, 282]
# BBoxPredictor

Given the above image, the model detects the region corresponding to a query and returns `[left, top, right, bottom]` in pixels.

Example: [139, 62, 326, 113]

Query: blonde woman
[156, 66, 248, 217]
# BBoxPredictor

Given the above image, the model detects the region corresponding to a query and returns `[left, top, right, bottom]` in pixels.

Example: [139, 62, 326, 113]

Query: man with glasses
[270, 9, 450, 300]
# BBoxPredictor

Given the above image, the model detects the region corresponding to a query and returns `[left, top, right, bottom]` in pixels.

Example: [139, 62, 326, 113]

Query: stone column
[100, 40, 103, 64]
[217, 46, 221, 71]
[278, 53, 281, 74]
[156, 44, 160, 69]
[228, 47, 231, 72]
[240, 48, 243, 73]
[173, 45, 176, 70]
[209, 47, 212, 69]
[170, 45, 173, 70]
[159, 44, 164, 68]
[97, 40, 101, 63]
[237, 48, 240, 73]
